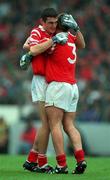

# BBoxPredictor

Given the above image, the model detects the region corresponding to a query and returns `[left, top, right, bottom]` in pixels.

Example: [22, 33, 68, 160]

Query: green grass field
[0, 155, 110, 180]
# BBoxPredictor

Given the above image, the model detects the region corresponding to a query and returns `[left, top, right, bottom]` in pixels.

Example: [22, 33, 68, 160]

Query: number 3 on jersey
[67, 43, 76, 64]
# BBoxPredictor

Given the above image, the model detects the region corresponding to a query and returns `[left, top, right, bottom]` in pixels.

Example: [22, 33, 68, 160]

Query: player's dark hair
[41, 8, 58, 22]
[57, 13, 70, 32]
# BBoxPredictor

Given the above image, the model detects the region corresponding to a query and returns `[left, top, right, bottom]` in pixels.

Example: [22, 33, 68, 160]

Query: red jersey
[29, 25, 52, 75]
[46, 32, 77, 84]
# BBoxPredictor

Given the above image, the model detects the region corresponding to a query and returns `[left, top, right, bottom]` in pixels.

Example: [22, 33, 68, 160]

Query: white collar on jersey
[38, 25, 45, 31]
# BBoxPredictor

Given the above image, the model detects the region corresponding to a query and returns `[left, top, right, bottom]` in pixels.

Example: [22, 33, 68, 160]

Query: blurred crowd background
[0, 0, 110, 154]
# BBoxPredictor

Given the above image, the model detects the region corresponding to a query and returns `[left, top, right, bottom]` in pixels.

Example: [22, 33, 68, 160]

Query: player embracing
[20, 8, 68, 173]
[45, 13, 87, 174]
[20, 11, 87, 174]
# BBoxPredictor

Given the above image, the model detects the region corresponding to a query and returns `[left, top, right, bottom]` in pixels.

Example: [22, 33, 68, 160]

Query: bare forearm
[30, 39, 53, 56]
[76, 31, 85, 49]
[23, 37, 30, 51]
[23, 43, 30, 51]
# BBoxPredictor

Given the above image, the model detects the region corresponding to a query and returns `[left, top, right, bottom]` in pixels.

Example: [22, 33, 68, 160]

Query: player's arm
[20, 39, 52, 70]
[23, 37, 30, 51]
[30, 32, 68, 56]
[75, 31, 85, 49]
[20, 32, 68, 70]
[30, 39, 54, 56]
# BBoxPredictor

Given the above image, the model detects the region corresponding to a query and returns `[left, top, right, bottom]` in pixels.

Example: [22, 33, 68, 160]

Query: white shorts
[45, 82, 79, 112]
[31, 75, 48, 102]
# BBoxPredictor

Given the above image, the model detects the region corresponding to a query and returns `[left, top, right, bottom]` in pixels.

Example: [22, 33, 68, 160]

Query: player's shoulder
[31, 25, 45, 37]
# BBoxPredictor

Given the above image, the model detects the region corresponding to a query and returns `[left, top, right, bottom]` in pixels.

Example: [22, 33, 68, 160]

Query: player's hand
[62, 14, 80, 32]
[20, 52, 33, 70]
[52, 32, 68, 44]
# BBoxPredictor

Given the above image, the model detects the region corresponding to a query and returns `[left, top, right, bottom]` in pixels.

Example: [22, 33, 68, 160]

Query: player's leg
[23, 101, 53, 172]
[34, 101, 50, 154]
[23, 104, 39, 172]
[23, 76, 53, 173]
[35, 101, 50, 167]
[46, 106, 68, 174]
[46, 106, 64, 155]
[63, 112, 83, 151]
[23, 101, 49, 171]
[62, 84, 87, 174]
[45, 82, 76, 174]
[63, 112, 87, 174]
[29, 101, 54, 173]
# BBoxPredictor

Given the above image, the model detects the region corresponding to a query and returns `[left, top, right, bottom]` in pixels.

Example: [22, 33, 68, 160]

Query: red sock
[38, 154, 47, 167]
[56, 154, 67, 167]
[27, 149, 38, 163]
[74, 149, 85, 163]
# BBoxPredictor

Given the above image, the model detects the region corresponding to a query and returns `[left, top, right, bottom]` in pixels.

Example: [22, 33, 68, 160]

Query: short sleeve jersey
[29, 25, 52, 75]
[46, 32, 77, 84]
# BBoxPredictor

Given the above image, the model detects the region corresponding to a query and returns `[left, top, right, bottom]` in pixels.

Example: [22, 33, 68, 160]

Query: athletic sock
[38, 154, 48, 167]
[56, 154, 67, 167]
[74, 149, 85, 163]
[27, 149, 38, 163]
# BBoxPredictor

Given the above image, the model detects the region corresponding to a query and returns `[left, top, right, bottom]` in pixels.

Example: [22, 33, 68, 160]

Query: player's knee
[42, 124, 50, 132]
